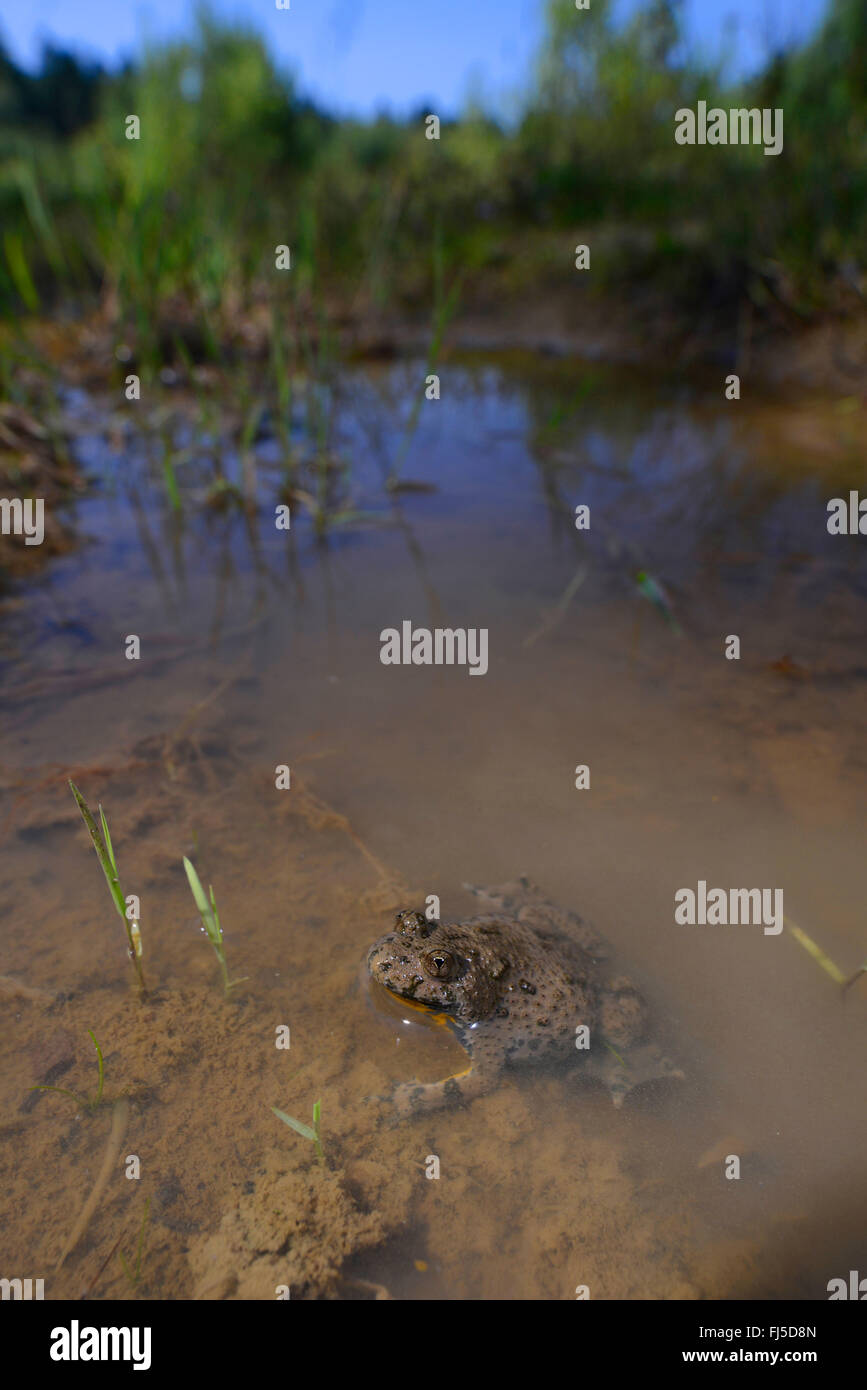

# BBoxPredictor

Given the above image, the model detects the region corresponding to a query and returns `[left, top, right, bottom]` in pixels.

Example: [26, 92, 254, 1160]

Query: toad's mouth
[365, 974, 457, 1031]
[381, 981, 450, 1018]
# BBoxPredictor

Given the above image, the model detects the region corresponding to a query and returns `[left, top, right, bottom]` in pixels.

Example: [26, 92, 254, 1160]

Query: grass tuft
[183, 855, 247, 996]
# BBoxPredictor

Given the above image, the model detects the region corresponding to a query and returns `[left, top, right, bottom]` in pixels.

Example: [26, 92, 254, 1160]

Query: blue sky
[0, 0, 829, 118]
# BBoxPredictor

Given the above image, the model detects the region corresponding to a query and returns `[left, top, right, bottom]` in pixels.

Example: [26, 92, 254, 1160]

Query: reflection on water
[1, 355, 865, 1299]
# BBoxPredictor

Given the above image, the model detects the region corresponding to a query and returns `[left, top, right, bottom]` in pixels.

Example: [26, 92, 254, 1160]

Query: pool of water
[1, 353, 865, 1299]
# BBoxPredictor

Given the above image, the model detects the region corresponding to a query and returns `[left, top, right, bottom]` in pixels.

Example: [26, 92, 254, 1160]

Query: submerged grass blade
[207, 882, 221, 933]
[785, 916, 847, 985]
[28, 1085, 85, 1106]
[183, 855, 217, 938]
[69, 782, 144, 990]
[183, 856, 246, 995]
[69, 782, 125, 920]
[272, 1100, 325, 1163]
[99, 806, 119, 878]
[272, 1106, 317, 1142]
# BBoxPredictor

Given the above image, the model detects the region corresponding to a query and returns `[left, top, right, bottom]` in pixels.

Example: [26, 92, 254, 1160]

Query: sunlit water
[1, 354, 865, 1299]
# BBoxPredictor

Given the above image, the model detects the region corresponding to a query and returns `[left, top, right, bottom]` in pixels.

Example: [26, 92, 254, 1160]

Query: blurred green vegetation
[0, 0, 865, 346]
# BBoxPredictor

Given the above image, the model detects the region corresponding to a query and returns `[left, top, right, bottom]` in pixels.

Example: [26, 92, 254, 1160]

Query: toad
[365, 878, 682, 1115]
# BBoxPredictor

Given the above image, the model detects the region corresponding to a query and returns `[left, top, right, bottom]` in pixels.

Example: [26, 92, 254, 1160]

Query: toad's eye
[422, 950, 458, 980]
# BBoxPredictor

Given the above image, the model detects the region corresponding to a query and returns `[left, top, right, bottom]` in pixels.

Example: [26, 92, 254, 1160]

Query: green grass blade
[3, 231, 39, 311]
[183, 856, 210, 917]
[207, 882, 221, 935]
[183, 856, 220, 942]
[161, 452, 182, 512]
[69, 779, 106, 856]
[184, 858, 239, 994]
[787, 918, 846, 985]
[311, 1099, 324, 1161]
[99, 806, 119, 877]
[69, 782, 126, 920]
[28, 1085, 81, 1102]
[271, 1106, 317, 1143]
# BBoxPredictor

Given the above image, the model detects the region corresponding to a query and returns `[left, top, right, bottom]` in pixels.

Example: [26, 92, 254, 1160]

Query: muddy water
[1, 354, 865, 1300]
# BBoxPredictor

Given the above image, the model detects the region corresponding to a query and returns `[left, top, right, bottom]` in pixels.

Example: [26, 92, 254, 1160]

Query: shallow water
[1, 354, 865, 1300]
